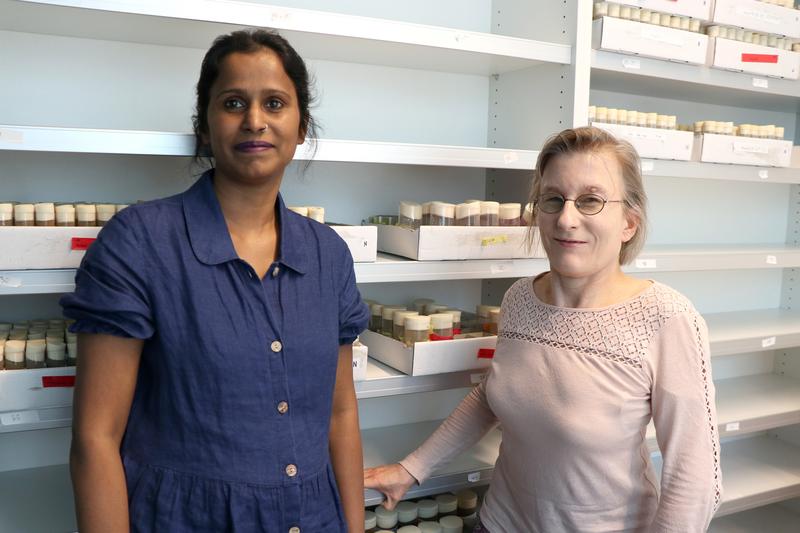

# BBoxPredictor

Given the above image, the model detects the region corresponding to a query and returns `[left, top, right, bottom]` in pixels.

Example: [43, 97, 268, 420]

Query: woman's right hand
[363, 463, 418, 510]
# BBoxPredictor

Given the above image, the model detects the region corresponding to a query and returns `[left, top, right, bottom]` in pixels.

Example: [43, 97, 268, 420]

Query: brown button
[277, 401, 288, 414]
[270, 341, 282, 353]
[285, 464, 297, 477]
[289, 527, 300, 533]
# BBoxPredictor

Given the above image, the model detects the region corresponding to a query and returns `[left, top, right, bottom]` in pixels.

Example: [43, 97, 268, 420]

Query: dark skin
[71, 49, 364, 532]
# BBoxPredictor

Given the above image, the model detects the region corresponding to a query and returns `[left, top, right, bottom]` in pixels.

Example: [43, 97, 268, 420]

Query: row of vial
[589, 106, 677, 129]
[366, 488, 481, 532]
[1, 320, 77, 369]
[287, 206, 325, 224]
[0, 202, 128, 227]
[398, 201, 534, 229]
[706, 24, 799, 51]
[685, 121, 786, 138]
[593, 2, 703, 32]
[368, 299, 500, 346]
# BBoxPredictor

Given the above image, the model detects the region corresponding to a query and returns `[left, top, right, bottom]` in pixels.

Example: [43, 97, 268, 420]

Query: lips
[234, 140, 275, 152]
[554, 238, 587, 247]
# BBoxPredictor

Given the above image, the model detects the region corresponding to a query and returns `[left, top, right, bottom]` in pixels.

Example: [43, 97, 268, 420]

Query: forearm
[329, 406, 364, 532]
[70, 436, 130, 533]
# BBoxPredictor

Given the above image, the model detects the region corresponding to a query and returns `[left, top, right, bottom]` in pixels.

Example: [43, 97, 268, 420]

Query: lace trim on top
[498, 279, 690, 369]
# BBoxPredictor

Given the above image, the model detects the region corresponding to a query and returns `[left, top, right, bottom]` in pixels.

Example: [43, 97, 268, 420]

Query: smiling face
[202, 49, 305, 186]
[537, 150, 638, 281]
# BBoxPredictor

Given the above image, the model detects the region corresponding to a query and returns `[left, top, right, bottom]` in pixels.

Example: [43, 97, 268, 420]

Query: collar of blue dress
[182, 169, 308, 274]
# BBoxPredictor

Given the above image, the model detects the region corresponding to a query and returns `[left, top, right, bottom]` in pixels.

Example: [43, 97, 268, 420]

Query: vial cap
[399, 201, 422, 220]
[429, 313, 453, 329]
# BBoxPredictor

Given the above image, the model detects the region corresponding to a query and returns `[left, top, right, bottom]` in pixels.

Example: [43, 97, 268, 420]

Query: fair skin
[363, 148, 648, 508]
[72, 49, 364, 532]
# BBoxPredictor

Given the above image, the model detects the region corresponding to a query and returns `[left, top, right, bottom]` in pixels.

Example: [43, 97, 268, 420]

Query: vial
[640, 9, 651, 22]
[776, 127, 785, 140]
[0, 203, 13, 226]
[288, 206, 308, 216]
[67, 341, 78, 366]
[34, 203, 55, 226]
[656, 115, 668, 129]
[26, 339, 46, 369]
[617, 109, 628, 125]
[46, 341, 67, 367]
[399, 201, 423, 229]
[619, 5, 631, 19]
[646, 113, 657, 129]
[436, 493, 459, 518]
[96, 204, 117, 227]
[370, 303, 383, 332]
[649, 12, 660, 26]
[404, 315, 431, 346]
[55, 204, 76, 226]
[426, 304, 450, 316]
[660, 14, 672, 28]
[421, 202, 432, 225]
[394, 311, 419, 341]
[429, 201, 455, 226]
[456, 489, 479, 523]
[670, 16, 681, 29]
[607, 108, 618, 124]
[365, 510, 378, 533]
[476, 305, 492, 332]
[588, 105, 596, 122]
[398, 527, 422, 533]
[413, 298, 435, 314]
[499, 203, 521, 226]
[307, 206, 325, 223]
[595, 106, 608, 123]
[0, 341, 4, 370]
[417, 499, 439, 524]
[679, 16, 690, 31]
[375, 505, 399, 531]
[382, 306, 407, 337]
[488, 307, 501, 335]
[627, 110, 638, 126]
[455, 202, 480, 226]
[76, 204, 97, 227]
[429, 313, 454, 340]
[14, 204, 35, 226]
[522, 203, 535, 226]
[479, 201, 499, 226]
[4, 340, 25, 370]
[439, 514, 464, 533]
[593, 2, 608, 18]
[759, 34, 768, 46]
[630, 7, 641, 22]
[637, 112, 648, 128]
[608, 3, 620, 17]
[668, 116, 677, 130]
[706, 25, 720, 38]
[419, 522, 443, 533]
[397, 501, 419, 527]
[442, 309, 462, 333]
[116, 204, 130, 213]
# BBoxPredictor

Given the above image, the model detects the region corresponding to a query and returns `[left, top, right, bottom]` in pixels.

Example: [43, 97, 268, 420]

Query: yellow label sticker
[481, 235, 508, 247]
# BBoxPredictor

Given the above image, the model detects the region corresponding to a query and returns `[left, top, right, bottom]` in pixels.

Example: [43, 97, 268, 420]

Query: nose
[242, 106, 267, 133]
[555, 199, 580, 230]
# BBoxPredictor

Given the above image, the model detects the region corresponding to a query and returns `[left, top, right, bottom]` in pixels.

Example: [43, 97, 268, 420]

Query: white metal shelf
[0, 125, 539, 170]
[707, 308, 800, 357]
[362, 419, 500, 506]
[591, 50, 800, 113]
[709, 503, 800, 533]
[626, 244, 800, 273]
[640, 157, 800, 185]
[355, 254, 550, 283]
[1, 0, 571, 76]
[0, 464, 76, 533]
[356, 359, 484, 399]
[0, 270, 76, 295]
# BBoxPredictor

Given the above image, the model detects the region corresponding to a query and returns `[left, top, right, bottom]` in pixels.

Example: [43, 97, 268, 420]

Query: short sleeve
[60, 209, 155, 339]
[335, 241, 368, 345]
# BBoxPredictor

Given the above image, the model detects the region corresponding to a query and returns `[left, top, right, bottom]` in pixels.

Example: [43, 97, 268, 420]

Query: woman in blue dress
[62, 30, 369, 533]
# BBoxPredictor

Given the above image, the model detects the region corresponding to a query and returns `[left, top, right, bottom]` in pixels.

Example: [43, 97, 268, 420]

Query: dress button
[272, 266, 280, 277]
[247, 271, 254, 279]
[289, 527, 300, 533]
[277, 401, 289, 414]
[285, 464, 297, 477]
[270, 340, 282, 353]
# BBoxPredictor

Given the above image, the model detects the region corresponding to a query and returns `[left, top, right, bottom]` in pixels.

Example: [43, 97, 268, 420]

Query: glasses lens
[538, 194, 565, 214]
[575, 194, 606, 215]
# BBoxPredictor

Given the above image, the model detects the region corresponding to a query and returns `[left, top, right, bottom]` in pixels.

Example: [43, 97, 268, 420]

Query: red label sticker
[453, 328, 462, 335]
[741, 53, 778, 64]
[477, 348, 495, 359]
[429, 333, 454, 341]
[71, 237, 96, 251]
[42, 375, 76, 388]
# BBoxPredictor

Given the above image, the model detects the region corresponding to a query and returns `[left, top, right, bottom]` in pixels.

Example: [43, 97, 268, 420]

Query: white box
[0, 226, 100, 270]
[713, 0, 800, 39]
[708, 37, 800, 79]
[615, 0, 713, 21]
[331, 224, 377, 263]
[592, 17, 710, 65]
[360, 329, 494, 376]
[693, 133, 793, 167]
[593, 122, 694, 161]
[376, 224, 544, 261]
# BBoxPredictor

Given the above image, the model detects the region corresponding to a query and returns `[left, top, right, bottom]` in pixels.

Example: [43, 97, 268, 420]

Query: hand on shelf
[363, 462, 417, 510]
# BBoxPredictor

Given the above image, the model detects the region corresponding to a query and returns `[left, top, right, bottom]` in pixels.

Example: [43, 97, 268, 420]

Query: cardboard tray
[592, 16, 710, 65]
[708, 37, 800, 80]
[331, 224, 377, 263]
[593, 122, 694, 161]
[376, 224, 544, 261]
[360, 329, 494, 376]
[712, 0, 800, 39]
[693, 133, 793, 167]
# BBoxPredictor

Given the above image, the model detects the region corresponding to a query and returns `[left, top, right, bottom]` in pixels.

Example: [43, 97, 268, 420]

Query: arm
[329, 344, 364, 533]
[71, 333, 143, 533]
[650, 312, 722, 532]
[364, 377, 499, 508]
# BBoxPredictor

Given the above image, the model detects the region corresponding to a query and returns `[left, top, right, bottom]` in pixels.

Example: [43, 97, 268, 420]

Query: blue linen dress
[60, 170, 370, 533]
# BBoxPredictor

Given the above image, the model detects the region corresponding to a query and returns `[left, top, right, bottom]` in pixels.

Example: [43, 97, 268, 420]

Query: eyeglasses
[535, 193, 624, 216]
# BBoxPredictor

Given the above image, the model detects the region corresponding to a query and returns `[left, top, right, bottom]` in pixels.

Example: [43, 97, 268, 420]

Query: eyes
[537, 193, 609, 216]
[222, 96, 285, 112]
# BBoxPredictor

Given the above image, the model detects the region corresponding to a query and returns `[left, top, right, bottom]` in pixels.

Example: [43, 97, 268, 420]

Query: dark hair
[192, 29, 318, 166]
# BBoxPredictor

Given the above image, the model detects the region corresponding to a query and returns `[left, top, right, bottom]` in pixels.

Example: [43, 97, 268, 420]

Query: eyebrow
[541, 184, 608, 194]
[214, 88, 292, 99]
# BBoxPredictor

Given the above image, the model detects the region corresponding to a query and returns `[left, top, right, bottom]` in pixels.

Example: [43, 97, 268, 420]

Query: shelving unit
[2, 0, 800, 529]
[709, 503, 800, 532]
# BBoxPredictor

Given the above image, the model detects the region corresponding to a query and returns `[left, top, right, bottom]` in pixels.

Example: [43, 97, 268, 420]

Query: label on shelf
[752, 77, 769, 88]
[765, 255, 778, 265]
[477, 348, 495, 359]
[725, 422, 740, 432]
[470, 372, 486, 384]
[741, 53, 778, 64]
[635, 258, 657, 269]
[0, 410, 39, 426]
[467, 472, 480, 483]
[42, 375, 76, 388]
[761, 336, 777, 348]
[641, 160, 654, 172]
[622, 58, 641, 70]
[490, 263, 510, 274]
[758, 170, 769, 180]
[71, 237, 96, 251]
[0, 128, 24, 144]
[0, 275, 22, 288]
[503, 151, 519, 164]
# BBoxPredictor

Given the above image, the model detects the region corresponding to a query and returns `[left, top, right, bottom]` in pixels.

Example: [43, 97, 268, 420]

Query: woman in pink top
[364, 127, 722, 532]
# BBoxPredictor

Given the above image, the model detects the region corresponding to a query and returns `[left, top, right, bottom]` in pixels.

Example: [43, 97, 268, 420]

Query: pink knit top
[400, 278, 722, 532]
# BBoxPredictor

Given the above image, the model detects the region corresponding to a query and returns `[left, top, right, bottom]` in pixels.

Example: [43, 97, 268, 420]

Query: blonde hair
[527, 126, 648, 265]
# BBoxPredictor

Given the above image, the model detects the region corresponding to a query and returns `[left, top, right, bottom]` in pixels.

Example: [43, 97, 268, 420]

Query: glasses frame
[534, 193, 625, 216]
